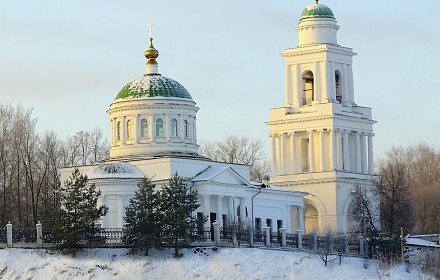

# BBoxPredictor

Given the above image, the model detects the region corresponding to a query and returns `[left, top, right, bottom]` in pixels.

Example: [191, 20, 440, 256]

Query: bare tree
[404, 143, 440, 233]
[374, 146, 413, 233]
[199, 135, 270, 182]
[350, 184, 380, 235]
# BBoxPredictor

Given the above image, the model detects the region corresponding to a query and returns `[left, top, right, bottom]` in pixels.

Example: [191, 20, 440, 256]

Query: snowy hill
[0, 247, 431, 279]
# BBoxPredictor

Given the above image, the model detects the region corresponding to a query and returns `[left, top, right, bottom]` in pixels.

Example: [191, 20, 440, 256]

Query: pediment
[192, 166, 249, 186]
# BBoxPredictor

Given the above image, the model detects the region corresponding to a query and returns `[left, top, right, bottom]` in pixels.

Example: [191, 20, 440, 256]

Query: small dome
[115, 74, 193, 100]
[87, 162, 144, 180]
[300, 3, 334, 21]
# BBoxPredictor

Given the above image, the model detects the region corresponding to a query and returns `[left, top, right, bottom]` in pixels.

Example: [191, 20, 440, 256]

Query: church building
[267, 1, 377, 233]
[60, 1, 377, 235]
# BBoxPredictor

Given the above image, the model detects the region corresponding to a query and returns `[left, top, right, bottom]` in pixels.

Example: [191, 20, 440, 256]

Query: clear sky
[1, 0, 439, 160]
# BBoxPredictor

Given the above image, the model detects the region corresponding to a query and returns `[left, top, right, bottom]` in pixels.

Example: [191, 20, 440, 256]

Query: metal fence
[1, 225, 363, 257]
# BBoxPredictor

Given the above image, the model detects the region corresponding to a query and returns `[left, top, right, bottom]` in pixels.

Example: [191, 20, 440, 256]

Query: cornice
[266, 114, 376, 126]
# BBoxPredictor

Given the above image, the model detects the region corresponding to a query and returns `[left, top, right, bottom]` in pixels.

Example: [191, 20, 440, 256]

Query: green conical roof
[300, 3, 334, 20]
[115, 74, 192, 100]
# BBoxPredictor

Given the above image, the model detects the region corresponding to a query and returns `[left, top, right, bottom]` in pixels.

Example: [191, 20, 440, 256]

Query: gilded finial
[145, 19, 159, 74]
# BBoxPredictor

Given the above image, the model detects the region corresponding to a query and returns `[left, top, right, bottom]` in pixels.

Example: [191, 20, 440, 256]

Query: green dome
[300, 4, 334, 20]
[115, 74, 192, 100]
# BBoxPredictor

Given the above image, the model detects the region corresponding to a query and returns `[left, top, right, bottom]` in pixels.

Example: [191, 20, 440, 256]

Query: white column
[178, 114, 184, 142]
[319, 130, 326, 171]
[270, 134, 278, 175]
[321, 61, 329, 102]
[343, 130, 350, 171]
[280, 133, 286, 175]
[368, 133, 375, 175]
[193, 117, 197, 143]
[203, 194, 211, 228]
[149, 114, 154, 141]
[355, 131, 361, 173]
[294, 64, 301, 106]
[328, 61, 336, 102]
[217, 196, 223, 226]
[342, 64, 349, 104]
[360, 132, 367, 174]
[285, 64, 292, 105]
[315, 61, 322, 101]
[228, 196, 234, 223]
[239, 197, 246, 224]
[122, 116, 127, 144]
[348, 64, 355, 104]
[118, 195, 124, 228]
[329, 129, 336, 170]
[290, 133, 297, 174]
[165, 115, 170, 142]
[336, 129, 343, 170]
[110, 120, 114, 146]
[286, 205, 292, 232]
[308, 131, 315, 172]
[134, 115, 139, 144]
[297, 206, 304, 232]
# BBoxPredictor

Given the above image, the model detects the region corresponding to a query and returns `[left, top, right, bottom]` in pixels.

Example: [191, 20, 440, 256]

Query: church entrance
[304, 204, 319, 233]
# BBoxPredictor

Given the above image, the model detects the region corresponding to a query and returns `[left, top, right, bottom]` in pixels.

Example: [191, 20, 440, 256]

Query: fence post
[6, 222, 12, 247]
[213, 221, 220, 246]
[249, 228, 254, 247]
[280, 228, 286, 247]
[359, 236, 365, 257]
[36, 222, 43, 246]
[262, 225, 270, 247]
[296, 229, 303, 250]
[311, 231, 317, 252]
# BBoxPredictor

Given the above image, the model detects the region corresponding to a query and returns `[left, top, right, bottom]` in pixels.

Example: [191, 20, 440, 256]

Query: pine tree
[57, 168, 108, 256]
[124, 178, 161, 256]
[160, 172, 205, 257]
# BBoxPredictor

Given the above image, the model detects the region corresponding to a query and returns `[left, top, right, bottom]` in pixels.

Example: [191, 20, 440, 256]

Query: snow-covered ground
[0, 247, 433, 279]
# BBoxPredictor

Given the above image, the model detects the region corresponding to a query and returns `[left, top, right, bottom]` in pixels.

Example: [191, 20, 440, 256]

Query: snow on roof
[405, 238, 440, 248]
[87, 162, 144, 180]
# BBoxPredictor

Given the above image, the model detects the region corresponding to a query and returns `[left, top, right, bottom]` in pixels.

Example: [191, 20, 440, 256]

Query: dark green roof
[115, 74, 192, 100]
[300, 4, 334, 20]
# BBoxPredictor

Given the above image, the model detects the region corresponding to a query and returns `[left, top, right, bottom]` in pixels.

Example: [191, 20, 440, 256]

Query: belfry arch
[302, 71, 314, 105]
[335, 70, 342, 103]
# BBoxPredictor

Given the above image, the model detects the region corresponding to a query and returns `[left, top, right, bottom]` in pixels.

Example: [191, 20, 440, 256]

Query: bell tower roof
[300, 2, 335, 21]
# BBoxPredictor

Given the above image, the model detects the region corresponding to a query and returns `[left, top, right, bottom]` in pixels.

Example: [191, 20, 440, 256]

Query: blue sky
[1, 0, 439, 159]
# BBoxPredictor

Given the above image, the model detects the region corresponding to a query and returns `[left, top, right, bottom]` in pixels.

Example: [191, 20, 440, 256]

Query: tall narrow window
[171, 118, 178, 137]
[184, 120, 188, 138]
[116, 121, 121, 141]
[155, 118, 164, 137]
[335, 71, 342, 103]
[302, 71, 314, 105]
[140, 118, 149, 137]
[126, 119, 133, 139]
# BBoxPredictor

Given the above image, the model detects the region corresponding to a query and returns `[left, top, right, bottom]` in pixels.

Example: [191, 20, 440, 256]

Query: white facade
[266, 2, 378, 234]
[60, 32, 307, 234]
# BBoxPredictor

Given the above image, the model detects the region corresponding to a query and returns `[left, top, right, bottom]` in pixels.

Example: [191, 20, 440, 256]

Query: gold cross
[147, 20, 154, 38]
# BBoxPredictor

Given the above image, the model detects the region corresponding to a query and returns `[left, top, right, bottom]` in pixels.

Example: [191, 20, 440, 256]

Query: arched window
[302, 71, 314, 105]
[184, 120, 189, 138]
[126, 119, 133, 139]
[140, 118, 149, 138]
[335, 70, 342, 103]
[171, 118, 178, 137]
[155, 118, 164, 137]
[116, 121, 121, 141]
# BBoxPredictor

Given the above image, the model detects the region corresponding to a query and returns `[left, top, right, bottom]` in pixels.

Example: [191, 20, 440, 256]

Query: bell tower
[266, 1, 377, 233]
